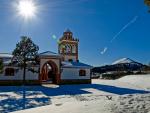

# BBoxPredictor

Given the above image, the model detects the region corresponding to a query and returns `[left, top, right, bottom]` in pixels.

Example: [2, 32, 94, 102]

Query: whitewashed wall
[0, 66, 39, 80]
[61, 68, 91, 80]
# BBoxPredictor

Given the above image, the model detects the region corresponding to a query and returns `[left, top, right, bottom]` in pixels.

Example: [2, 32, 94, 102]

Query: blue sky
[0, 0, 150, 66]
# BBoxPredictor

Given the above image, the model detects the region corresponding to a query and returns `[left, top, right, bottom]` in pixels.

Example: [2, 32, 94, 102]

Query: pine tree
[144, 0, 150, 12]
[12, 36, 39, 85]
[145, 0, 150, 5]
[0, 59, 3, 73]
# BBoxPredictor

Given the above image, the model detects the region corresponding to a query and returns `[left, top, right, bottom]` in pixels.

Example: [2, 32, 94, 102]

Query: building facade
[0, 30, 92, 85]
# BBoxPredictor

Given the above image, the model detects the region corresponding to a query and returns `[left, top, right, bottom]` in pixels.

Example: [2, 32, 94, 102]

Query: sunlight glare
[17, 0, 37, 19]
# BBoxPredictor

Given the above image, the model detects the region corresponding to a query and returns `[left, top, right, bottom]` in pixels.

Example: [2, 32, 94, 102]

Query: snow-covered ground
[0, 74, 150, 113]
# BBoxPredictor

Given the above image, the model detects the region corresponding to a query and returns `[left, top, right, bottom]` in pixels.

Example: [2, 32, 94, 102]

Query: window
[72, 45, 76, 53]
[79, 70, 86, 76]
[5, 68, 15, 76]
[65, 44, 71, 53]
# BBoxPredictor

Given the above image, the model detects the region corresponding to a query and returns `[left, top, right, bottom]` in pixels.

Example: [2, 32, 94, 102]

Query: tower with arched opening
[58, 29, 79, 62]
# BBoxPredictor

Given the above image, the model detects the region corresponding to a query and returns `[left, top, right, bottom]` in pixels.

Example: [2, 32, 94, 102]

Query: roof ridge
[40, 51, 57, 54]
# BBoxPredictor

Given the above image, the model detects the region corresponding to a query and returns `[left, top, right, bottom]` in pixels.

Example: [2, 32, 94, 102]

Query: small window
[5, 68, 15, 76]
[79, 70, 86, 76]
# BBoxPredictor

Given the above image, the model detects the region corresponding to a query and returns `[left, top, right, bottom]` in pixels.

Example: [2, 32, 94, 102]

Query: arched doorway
[41, 60, 58, 84]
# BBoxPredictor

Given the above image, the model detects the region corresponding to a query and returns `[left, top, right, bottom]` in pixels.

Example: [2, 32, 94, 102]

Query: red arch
[40, 60, 60, 84]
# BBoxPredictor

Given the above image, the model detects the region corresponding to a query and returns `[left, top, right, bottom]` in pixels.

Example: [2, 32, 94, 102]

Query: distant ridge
[92, 58, 144, 74]
[112, 58, 141, 65]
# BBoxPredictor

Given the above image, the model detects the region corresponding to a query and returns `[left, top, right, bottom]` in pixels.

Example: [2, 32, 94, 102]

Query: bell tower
[58, 29, 79, 62]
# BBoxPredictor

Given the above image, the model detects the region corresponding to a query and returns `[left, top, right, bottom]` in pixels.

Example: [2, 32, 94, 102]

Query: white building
[0, 30, 92, 85]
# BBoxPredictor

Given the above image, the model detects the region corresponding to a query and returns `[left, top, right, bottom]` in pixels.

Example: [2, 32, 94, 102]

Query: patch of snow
[0, 53, 13, 58]
[0, 74, 149, 113]
[118, 74, 150, 91]
[112, 94, 150, 113]
[112, 58, 138, 65]
[13, 101, 113, 113]
[62, 61, 73, 66]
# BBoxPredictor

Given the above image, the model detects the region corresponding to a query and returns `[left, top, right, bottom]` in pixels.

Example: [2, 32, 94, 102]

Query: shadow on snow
[0, 83, 149, 112]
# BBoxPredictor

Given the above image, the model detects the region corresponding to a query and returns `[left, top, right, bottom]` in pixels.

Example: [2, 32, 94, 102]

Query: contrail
[110, 16, 138, 43]
[100, 15, 138, 55]
[100, 47, 108, 55]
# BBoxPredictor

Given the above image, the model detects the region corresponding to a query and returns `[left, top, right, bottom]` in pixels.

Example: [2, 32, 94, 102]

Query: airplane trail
[110, 16, 138, 43]
[100, 15, 138, 55]
[100, 47, 108, 55]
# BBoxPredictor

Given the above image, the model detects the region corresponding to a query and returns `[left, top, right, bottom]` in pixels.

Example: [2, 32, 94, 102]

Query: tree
[13, 36, 39, 85]
[0, 59, 3, 73]
[144, 0, 150, 12]
[145, 0, 150, 5]
[148, 62, 150, 66]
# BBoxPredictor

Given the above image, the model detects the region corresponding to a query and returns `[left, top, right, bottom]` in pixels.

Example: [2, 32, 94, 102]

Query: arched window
[79, 70, 86, 76]
[72, 45, 76, 53]
[66, 44, 71, 53]
[5, 68, 15, 76]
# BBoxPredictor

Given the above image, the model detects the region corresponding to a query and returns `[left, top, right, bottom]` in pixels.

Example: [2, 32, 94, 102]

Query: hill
[92, 58, 145, 74]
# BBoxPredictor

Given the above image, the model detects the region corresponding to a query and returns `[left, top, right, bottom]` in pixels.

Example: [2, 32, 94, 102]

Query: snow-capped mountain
[112, 58, 140, 65]
[92, 58, 144, 74]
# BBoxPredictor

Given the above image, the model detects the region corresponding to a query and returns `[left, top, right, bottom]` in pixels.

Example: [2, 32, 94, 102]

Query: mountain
[112, 58, 139, 65]
[92, 58, 144, 74]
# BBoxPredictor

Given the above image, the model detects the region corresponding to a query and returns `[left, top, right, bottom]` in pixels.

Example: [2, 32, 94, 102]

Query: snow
[112, 58, 138, 65]
[0, 74, 150, 113]
[118, 74, 150, 90]
[62, 61, 92, 68]
[0, 53, 13, 58]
